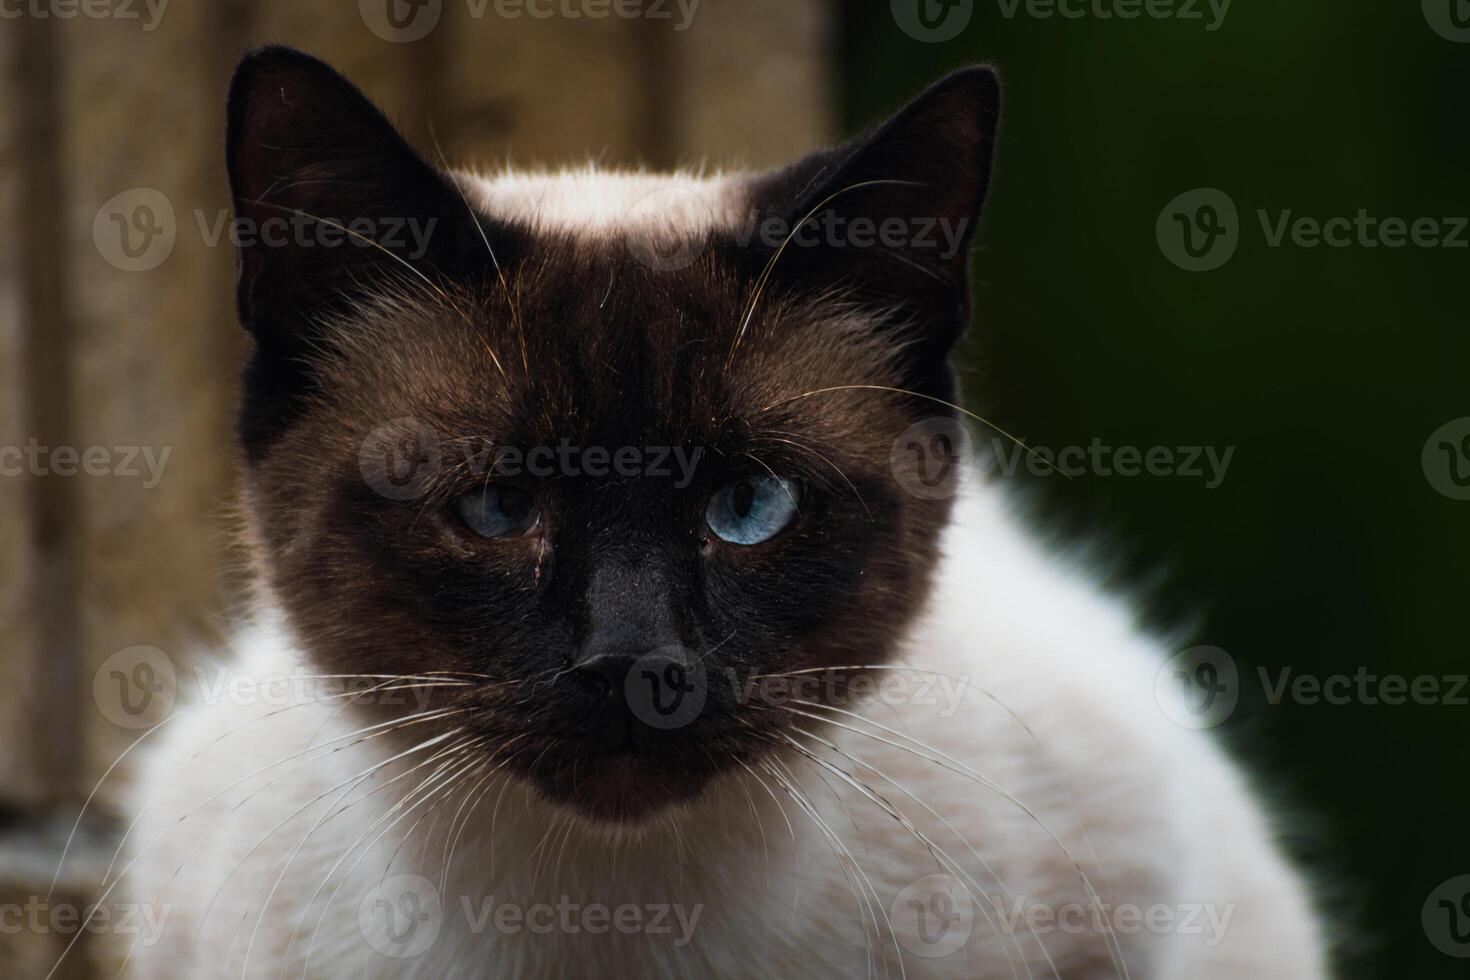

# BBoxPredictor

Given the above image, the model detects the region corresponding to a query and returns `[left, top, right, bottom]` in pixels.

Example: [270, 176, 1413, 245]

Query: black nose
[572, 647, 707, 734]
[573, 651, 636, 702]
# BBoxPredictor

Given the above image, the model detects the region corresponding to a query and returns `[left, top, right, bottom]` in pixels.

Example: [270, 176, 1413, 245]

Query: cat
[94, 45, 1328, 978]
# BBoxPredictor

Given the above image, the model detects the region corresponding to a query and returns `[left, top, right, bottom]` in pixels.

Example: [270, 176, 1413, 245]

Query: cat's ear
[226, 46, 511, 457]
[226, 45, 499, 339]
[743, 66, 1000, 384]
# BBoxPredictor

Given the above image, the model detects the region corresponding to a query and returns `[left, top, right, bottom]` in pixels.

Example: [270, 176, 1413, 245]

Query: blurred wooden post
[437, 0, 832, 169]
[0, 0, 59, 814]
[58, 2, 237, 810]
[0, 2, 831, 973]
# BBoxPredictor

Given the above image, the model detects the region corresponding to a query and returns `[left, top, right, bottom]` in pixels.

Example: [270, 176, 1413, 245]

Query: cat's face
[226, 46, 998, 823]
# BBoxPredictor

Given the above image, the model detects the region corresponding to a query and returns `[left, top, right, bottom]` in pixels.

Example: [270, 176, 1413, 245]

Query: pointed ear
[743, 67, 1000, 387]
[225, 46, 511, 458]
[226, 45, 502, 337]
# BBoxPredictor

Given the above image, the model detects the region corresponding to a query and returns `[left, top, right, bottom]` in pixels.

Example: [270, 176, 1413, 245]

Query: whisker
[45, 671, 471, 902]
[101, 702, 468, 889]
[762, 758, 897, 980]
[296, 741, 487, 978]
[241, 197, 506, 379]
[756, 384, 1066, 478]
[430, 125, 529, 375]
[440, 735, 526, 896]
[204, 727, 471, 946]
[734, 758, 802, 922]
[785, 729, 1037, 980]
[44, 706, 467, 980]
[726, 179, 924, 372]
[752, 431, 872, 519]
[783, 700, 1130, 980]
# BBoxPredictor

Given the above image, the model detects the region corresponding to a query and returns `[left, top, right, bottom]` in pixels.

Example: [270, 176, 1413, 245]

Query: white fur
[116, 475, 1326, 978]
[462, 167, 747, 239]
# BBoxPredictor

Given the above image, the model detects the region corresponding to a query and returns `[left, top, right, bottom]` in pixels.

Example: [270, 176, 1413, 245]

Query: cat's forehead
[318, 265, 900, 463]
[461, 167, 749, 241]
[309, 168, 908, 453]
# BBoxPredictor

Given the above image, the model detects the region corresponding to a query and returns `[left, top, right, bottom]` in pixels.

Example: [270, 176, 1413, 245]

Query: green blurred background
[0, 2, 1462, 975]
[840, 3, 1468, 977]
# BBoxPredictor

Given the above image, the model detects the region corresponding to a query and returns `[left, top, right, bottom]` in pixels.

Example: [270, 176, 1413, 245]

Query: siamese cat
[96, 46, 1326, 978]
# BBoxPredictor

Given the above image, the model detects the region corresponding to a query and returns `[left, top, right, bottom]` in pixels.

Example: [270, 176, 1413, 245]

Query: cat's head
[226, 45, 999, 823]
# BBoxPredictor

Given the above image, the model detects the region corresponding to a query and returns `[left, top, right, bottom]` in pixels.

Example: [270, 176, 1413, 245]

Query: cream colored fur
[112, 170, 1327, 978]
[117, 476, 1326, 978]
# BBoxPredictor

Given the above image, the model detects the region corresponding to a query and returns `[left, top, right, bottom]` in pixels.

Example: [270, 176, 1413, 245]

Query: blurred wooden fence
[0, 1, 831, 972]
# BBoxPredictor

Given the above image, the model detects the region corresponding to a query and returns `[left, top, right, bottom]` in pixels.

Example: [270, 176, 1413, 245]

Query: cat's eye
[705, 475, 802, 546]
[452, 485, 540, 539]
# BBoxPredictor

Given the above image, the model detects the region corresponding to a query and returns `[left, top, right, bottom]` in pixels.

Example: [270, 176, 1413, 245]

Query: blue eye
[705, 476, 802, 545]
[452, 485, 539, 539]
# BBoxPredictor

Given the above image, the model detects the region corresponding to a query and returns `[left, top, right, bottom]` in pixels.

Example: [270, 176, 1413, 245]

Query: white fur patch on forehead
[457, 167, 749, 240]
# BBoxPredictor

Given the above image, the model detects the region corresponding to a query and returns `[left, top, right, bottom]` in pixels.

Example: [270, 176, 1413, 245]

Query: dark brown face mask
[225, 44, 999, 822]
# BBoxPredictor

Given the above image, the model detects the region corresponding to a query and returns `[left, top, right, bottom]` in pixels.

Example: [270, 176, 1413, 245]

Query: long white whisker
[784, 732, 1032, 980]
[784, 700, 1130, 980]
